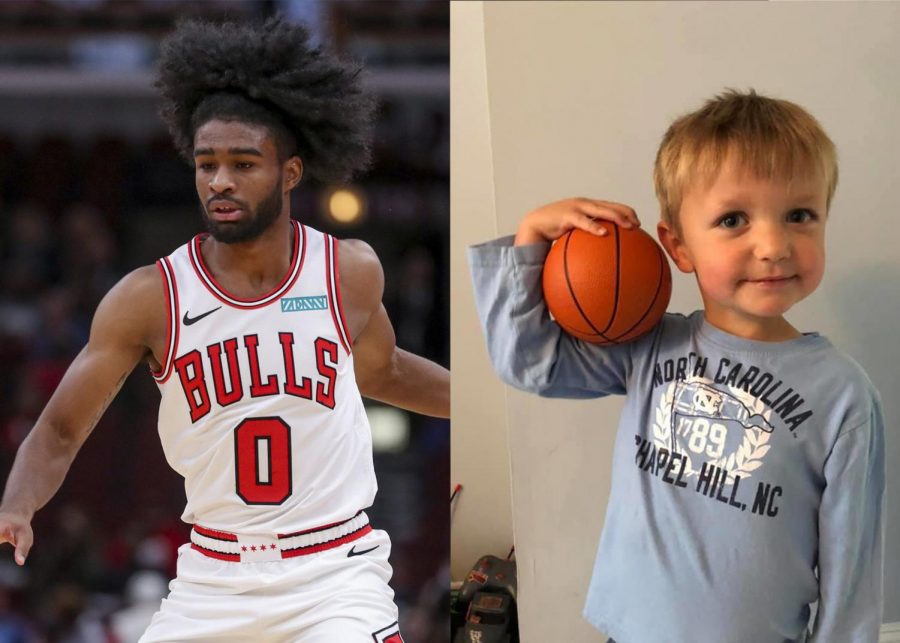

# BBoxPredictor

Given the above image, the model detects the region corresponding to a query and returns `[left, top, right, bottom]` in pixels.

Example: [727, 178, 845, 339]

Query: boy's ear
[657, 220, 695, 274]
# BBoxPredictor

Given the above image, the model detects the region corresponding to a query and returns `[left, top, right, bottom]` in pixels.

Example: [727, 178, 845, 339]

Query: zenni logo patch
[280, 296, 328, 312]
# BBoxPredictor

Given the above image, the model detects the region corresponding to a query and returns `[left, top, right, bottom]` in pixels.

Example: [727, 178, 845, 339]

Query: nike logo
[183, 306, 221, 326]
[347, 544, 379, 557]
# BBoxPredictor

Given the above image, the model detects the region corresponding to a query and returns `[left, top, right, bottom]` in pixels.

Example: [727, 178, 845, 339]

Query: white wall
[452, 2, 900, 640]
[450, 1, 514, 580]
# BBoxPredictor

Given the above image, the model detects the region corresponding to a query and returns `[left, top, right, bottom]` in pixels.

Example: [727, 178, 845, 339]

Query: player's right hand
[0, 512, 33, 566]
[514, 198, 641, 246]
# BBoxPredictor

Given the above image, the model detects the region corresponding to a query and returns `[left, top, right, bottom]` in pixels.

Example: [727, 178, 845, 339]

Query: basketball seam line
[600, 224, 621, 336]
[562, 231, 611, 342]
[609, 243, 666, 342]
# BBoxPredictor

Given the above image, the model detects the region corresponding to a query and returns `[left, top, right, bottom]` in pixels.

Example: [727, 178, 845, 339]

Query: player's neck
[200, 215, 295, 298]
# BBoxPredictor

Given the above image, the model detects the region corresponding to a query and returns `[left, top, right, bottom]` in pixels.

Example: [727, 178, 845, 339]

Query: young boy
[469, 89, 884, 642]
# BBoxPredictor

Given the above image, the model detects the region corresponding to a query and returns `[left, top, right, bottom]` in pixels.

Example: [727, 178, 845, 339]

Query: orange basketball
[542, 223, 671, 345]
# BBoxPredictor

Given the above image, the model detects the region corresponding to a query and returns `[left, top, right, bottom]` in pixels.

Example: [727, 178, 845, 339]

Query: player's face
[659, 154, 827, 340]
[193, 120, 290, 244]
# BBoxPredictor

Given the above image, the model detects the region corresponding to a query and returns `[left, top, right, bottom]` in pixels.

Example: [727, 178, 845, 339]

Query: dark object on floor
[451, 555, 518, 643]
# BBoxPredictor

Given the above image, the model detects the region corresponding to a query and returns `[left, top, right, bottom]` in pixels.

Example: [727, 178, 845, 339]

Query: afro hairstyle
[155, 16, 376, 183]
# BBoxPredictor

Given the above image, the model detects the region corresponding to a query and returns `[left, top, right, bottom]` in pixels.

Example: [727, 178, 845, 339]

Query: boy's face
[658, 155, 827, 341]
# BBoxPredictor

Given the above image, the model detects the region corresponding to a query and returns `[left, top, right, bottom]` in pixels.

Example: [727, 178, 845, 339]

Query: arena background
[0, 1, 449, 641]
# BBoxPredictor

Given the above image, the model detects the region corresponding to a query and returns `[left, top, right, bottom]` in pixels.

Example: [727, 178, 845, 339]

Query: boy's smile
[658, 154, 828, 341]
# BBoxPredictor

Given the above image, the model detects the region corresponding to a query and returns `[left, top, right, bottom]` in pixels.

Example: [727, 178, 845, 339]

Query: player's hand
[0, 512, 33, 565]
[514, 198, 641, 246]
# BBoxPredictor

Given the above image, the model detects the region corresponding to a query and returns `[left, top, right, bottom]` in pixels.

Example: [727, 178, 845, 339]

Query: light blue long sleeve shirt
[469, 236, 884, 643]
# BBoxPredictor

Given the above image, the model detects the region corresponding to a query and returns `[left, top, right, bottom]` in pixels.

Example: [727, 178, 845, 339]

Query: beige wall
[450, 1, 514, 581]
[453, 1, 900, 641]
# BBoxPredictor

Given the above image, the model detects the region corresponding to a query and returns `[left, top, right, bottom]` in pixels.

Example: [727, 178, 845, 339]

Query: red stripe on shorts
[190, 543, 241, 562]
[193, 524, 239, 542]
[277, 510, 364, 539]
[281, 524, 372, 559]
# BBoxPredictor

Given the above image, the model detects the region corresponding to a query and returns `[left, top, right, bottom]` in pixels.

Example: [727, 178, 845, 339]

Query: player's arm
[338, 239, 449, 418]
[0, 266, 164, 565]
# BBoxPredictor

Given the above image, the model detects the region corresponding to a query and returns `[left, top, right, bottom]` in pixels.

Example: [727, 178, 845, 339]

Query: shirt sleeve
[467, 235, 635, 399]
[809, 394, 885, 642]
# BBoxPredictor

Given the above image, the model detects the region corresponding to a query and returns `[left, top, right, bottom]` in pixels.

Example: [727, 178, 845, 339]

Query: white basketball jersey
[152, 220, 376, 534]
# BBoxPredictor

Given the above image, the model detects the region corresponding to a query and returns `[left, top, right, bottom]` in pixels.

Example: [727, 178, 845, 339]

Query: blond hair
[653, 88, 838, 229]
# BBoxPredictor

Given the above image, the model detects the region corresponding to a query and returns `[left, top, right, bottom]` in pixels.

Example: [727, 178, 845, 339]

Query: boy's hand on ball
[515, 198, 641, 246]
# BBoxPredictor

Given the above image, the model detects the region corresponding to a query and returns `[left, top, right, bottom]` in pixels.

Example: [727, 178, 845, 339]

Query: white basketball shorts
[139, 526, 403, 642]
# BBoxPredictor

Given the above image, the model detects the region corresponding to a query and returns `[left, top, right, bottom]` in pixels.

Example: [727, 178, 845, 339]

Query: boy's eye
[197, 162, 215, 171]
[717, 212, 745, 229]
[236, 162, 254, 169]
[787, 208, 817, 223]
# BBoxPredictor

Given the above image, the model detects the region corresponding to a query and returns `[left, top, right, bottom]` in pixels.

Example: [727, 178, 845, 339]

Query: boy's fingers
[582, 199, 640, 228]
[578, 202, 633, 229]
[571, 214, 608, 236]
[595, 199, 639, 223]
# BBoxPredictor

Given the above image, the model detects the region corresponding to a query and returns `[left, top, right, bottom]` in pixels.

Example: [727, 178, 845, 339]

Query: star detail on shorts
[269, 544, 277, 550]
[250, 546, 257, 552]
[241, 546, 247, 552]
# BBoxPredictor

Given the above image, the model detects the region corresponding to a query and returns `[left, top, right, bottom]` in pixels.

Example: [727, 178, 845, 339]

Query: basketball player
[0, 18, 447, 642]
